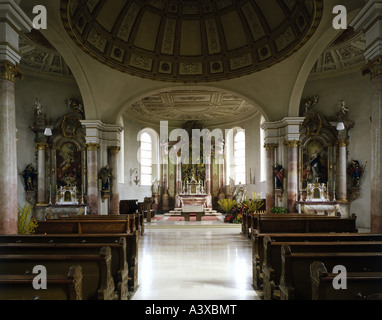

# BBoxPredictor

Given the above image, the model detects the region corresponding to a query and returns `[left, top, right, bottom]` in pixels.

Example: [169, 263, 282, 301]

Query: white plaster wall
[15, 74, 81, 207]
[303, 71, 372, 229]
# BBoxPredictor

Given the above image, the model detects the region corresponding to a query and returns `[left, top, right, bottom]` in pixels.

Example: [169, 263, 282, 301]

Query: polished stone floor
[132, 217, 260, 300]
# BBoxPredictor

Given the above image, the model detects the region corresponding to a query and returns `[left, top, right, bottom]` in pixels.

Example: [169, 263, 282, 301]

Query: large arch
[289, 5, 364, 117]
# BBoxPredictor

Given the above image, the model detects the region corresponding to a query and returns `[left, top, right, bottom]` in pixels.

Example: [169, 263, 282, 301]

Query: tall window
[140, 132, 153, 186]
[234, 130, 246, 184]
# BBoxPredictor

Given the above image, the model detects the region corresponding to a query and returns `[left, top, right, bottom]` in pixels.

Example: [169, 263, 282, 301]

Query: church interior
[1, 0, 382, 302]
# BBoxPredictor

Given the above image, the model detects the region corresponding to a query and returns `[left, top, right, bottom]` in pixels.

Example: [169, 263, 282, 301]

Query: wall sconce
[130, 168, 139, 185]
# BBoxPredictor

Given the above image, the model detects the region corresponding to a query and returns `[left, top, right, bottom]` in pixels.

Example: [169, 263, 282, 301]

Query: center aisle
[132, 218, 260, 300]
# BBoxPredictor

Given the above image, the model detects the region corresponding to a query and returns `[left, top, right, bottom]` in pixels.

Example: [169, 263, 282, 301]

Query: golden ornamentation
[85, 143, 100, 151]
[285, 140, 300, 148]
[304, 113, 322, 137]
[362, 55, 382, 80]
[264, 143, 278, 151]
[337, 139, 348, 147]
[36, 143, 49, 150]
[109, 146, 121, 154]
[0, 61, 23, 83]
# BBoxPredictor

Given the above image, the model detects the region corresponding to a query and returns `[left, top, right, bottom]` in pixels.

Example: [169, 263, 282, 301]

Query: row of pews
[242, 212, 382, 300]
[0, 210, 145, 300]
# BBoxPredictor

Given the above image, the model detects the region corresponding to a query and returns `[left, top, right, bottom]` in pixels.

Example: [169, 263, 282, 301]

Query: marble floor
[132, 217, 260, 301]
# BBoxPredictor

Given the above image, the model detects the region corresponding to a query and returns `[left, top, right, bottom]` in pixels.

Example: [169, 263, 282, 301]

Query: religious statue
[22, 164, 37, 192]
[274, 163, 285, 189]
[34, 98, 42, 116]
[304, 95, 319, 112]
[348, 159, 365, 188]
[152, 178, 160, 195]
[336, 100, 349, 121]
[233, 182, 246, 203]
[99, 165, 112, 191]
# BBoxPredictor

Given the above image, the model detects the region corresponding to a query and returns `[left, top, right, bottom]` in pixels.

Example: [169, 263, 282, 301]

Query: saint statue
[22, 164, 37, 192]
[99, 165, 112, 191]
[233, 182, 246, 203]
[348, 159, 363, 188]
[274, 163, 285, 189]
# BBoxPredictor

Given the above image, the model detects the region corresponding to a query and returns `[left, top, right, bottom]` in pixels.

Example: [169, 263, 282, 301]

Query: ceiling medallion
[61, 0, 323, 82]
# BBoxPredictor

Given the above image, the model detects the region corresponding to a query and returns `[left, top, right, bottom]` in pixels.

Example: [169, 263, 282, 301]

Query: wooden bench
[0, 240, 129, 300]
[253, 214, 357, 234]
[244, 212, 336, 238]
[0, 247, 116, 300]
[138, 202, 155, 222]
[310, 261, 382, 300]
[251, 232, 382, 290]
[0, 233, 139, 295]
[0, 265, 82, 300]
[262, 238, 382, 300]
[280, 244, 382, 300]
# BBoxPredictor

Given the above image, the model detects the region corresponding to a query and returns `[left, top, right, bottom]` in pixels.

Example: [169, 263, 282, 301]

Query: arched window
[140, 133, 153, 186]
[234, 129, 246, 184]
[138, 129, 159, 187]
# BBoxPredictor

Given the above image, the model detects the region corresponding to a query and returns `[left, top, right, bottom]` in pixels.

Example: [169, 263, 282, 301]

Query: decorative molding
[36, 142, 49, 150]
[362, 55, 382, 80]
[108, 146, 121, 154]
[60, 0, 324, 83]
[285, 140, 300, 148]
[337, 139, 348, 148]
[0, 60, 23, 82]
[85, 143, 100, 151]
[264, 143, 278, 151]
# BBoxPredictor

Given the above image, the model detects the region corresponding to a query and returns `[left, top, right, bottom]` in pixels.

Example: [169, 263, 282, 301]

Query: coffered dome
[61, 0, 323, 82]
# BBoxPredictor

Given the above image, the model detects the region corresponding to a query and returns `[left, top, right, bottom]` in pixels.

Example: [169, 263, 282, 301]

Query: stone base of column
[110, 194, 120, 215]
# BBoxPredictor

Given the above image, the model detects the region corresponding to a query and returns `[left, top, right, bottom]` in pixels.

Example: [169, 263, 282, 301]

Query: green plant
[218, 198, 237, 214]
[18, 202, 38, 235]
[271, 206, 288, 213]
[245, 192, 265, 213]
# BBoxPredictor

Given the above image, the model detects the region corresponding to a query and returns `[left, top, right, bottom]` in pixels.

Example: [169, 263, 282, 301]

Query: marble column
[36, 143, 48, 205]
[86, 143, 99, 215]
[161, 155, 169, 211]
[264, 144, 276, 213]
[205, 153, 212, 208]
[362, 57, 382, 232]
[286, 141, 299, 213]
[351, 0, 382, 234]
[337, 139, 348, 203]
[108, 146, 120, 215]
[0, 62, 22, 234]
[218, 156, 226, 201]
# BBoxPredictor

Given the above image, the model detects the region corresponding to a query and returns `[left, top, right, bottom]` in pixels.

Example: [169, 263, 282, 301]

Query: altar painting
[302, 140, 328, 189]
[56, 142, 82, 190]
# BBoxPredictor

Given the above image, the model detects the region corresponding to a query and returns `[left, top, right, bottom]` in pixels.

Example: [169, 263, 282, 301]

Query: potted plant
[271, 206, 288, 214]
[18, 202, 38, 235]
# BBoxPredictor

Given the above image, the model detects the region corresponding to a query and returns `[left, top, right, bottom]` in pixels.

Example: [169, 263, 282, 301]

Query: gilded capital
[36, 142, 49, 150]
[264, 143, 278, 151]
[362, 55, 382, 80]
[0, 61, 23, 83]
[108, 146, 121, 154]
[337, 139, 348, 147]
[86, 143, 100, 151]
[285, 140, 300, 148]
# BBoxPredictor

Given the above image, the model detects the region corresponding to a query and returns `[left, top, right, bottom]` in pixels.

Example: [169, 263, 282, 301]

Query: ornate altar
[301, 183, 339, 215]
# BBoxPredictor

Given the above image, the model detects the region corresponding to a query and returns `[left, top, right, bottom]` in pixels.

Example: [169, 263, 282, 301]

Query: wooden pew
[245, 212, 336, 238]
[0, 233, 139, 296]
[0, 239, 129, 300]
[0, 247, 116, 300]
[262, 237, 382, 300]
[0, 265, 82, 300]
[253, 214, 357, 234]
[279, 244, 382, 300]
[251, 232, 382, 290]
[310, 261, 382, 300]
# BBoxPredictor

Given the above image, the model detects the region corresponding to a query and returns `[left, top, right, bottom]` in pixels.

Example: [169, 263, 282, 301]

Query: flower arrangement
[218, 198, 237, 214]
[245, 192, 265, 213]
[224, 202, 253, 224]
[18, 202, 38, 235]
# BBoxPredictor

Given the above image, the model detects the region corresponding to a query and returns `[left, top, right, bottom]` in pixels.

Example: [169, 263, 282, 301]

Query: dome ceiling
[61, 0, 323, 82]
[124, 89, 259, 126]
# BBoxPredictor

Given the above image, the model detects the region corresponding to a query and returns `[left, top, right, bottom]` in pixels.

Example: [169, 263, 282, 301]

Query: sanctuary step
[165, 208, 221, 216]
